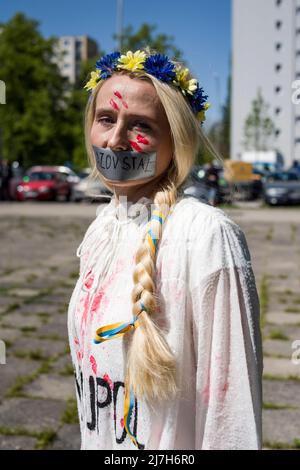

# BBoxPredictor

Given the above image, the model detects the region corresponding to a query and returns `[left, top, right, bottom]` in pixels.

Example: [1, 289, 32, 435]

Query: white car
[72, 168, 112, 202]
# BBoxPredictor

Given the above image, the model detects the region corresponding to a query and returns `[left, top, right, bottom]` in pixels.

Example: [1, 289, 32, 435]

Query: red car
[16, 166, 79, 202]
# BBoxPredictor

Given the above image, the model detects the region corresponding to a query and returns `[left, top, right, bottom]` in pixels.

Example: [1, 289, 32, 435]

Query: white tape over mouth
[93, 146, 157, 181]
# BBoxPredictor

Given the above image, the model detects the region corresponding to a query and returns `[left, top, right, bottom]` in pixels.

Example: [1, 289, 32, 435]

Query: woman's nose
[107, 123, 130, 151]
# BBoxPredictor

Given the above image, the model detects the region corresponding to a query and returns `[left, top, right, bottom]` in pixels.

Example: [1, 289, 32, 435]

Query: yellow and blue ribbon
[93, 210, 165, 448]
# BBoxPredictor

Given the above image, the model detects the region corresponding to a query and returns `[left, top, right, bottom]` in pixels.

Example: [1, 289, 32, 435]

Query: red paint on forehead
[114, 91, 123, 99]
[109, 98, 119, 111]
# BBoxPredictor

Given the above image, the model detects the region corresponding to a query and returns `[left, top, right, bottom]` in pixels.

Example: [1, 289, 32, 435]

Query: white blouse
[67, 193, 263, 450]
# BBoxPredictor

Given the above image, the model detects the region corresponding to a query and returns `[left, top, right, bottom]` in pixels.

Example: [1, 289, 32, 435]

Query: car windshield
[267, 173, 299, 182]
[27, 172, 56, 181]
[79, 171, 90, 179]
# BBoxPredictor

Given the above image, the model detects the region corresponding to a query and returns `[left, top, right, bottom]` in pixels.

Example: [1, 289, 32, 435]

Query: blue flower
[144, 54, 176, 82]
[96, 52, 121, 79]
[188, 84, 208, 113]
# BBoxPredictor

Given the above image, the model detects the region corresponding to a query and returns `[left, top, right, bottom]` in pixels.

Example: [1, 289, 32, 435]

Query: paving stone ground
[0, 201, 299, 450]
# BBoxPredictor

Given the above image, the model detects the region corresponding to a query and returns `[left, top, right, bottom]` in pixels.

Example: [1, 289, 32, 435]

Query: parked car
[15, 166, 80, 201]
[72, 168, 112, 202]
[182, 165, 232, 205]
[263, 171, 300, 206]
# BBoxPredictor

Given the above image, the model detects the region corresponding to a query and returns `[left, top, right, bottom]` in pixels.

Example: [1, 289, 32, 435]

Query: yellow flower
[174, 67, 198, 95]
[117, 50, 146, 72]
[197, 103, 211, 122]
[84, 70, 101, 91]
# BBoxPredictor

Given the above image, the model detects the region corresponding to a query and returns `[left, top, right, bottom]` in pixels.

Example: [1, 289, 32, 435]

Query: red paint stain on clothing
[202, 375, 210, 406]
[109, 98, 119, 111]
[74, 338, 79, 345]
[136, 134, 149, 145]
[120, 418, 124, 427]
[103, 373, 114, 390]
[90, 355, 97, 375]
[129, 140, 143, 152]
[84, 270, 94, 290]
[90, 290, 105, 315]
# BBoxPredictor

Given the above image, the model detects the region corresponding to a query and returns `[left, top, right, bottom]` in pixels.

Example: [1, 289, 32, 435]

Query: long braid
[126, 183, 179, 405]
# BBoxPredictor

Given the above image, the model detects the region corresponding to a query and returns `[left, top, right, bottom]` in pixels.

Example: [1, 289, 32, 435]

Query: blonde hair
[84, 68, 223, 403]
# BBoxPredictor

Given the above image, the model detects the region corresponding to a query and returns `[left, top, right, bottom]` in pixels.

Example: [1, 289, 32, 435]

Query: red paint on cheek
[136, 134, 149, 145]
[109, 99, 119, 111]
[129, 140, 143, 152]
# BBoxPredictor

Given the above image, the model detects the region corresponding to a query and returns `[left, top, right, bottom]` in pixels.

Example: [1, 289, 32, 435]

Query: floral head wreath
[84, 50, 210, 125]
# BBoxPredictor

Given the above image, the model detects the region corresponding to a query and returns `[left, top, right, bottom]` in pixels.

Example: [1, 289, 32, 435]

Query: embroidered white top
[67, 194, 263, 450]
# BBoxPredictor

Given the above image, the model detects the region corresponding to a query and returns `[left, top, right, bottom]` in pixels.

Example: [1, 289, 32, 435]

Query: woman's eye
[97, 117, 114, 125]
[133, 122, 150, 130]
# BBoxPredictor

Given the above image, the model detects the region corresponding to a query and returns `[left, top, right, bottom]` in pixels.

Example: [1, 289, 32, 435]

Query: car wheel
[65, 190, 72, 202]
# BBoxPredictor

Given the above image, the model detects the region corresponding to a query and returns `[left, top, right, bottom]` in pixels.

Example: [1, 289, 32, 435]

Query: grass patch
[263, 439, 300, 450]
[285, 307, 300, 313]
[5, 303, 21, 313]
[0, 426, 57, 450]
[283, 289, 295, 296]
[278, 274, 288, 280]
[20, 326, 37, 333]
[268, 330, 289, 341]
[61, 398, 79, 425]
[278, 298, 287, 304]
[13, 349, 47, 361]
[58, 364, 74, 376]
[263, 401, 296, 410]
[290, 223, 297, 243]
[265, 226, 274, 241]
[49, 266, 58, 272]
[36, 334, 65, 341]
[69, 271, 79, 280]
[259, 275, 269, 332]
[263, 374, 300, 382]
[26, 274, 38, 283]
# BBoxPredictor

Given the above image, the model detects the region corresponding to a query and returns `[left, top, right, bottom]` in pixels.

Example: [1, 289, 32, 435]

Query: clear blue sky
[0, 0, 231, 125]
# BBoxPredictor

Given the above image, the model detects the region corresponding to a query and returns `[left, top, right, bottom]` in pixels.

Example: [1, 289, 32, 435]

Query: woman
[67, 50, 263, 450]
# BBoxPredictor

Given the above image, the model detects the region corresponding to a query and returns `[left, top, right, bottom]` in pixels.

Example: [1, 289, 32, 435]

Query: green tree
[218, 72, 231, 159]
[243, 88, 275, 151]
[115, 23, 183, 60]
[0, 13, 70, 168]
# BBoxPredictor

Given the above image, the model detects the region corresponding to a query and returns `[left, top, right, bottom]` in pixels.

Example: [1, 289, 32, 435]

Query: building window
[275, 42, 282, 51]
[275, 85, 282, 93]
[275, 20, 282, 29]
[295, 138, 300, 144]
[64, 39, 69, 45]
[275, 0, 282, 5]
[297, 50, 300, 56]
[295, 116, 300, 122]
[275, 63, 282, 72]
[275, 129, 281, 137]
[297, 6, 300, 13]
[275, 107, 281, 115]
[296, 72, 300, 79]
[297, 28, 300, 34]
